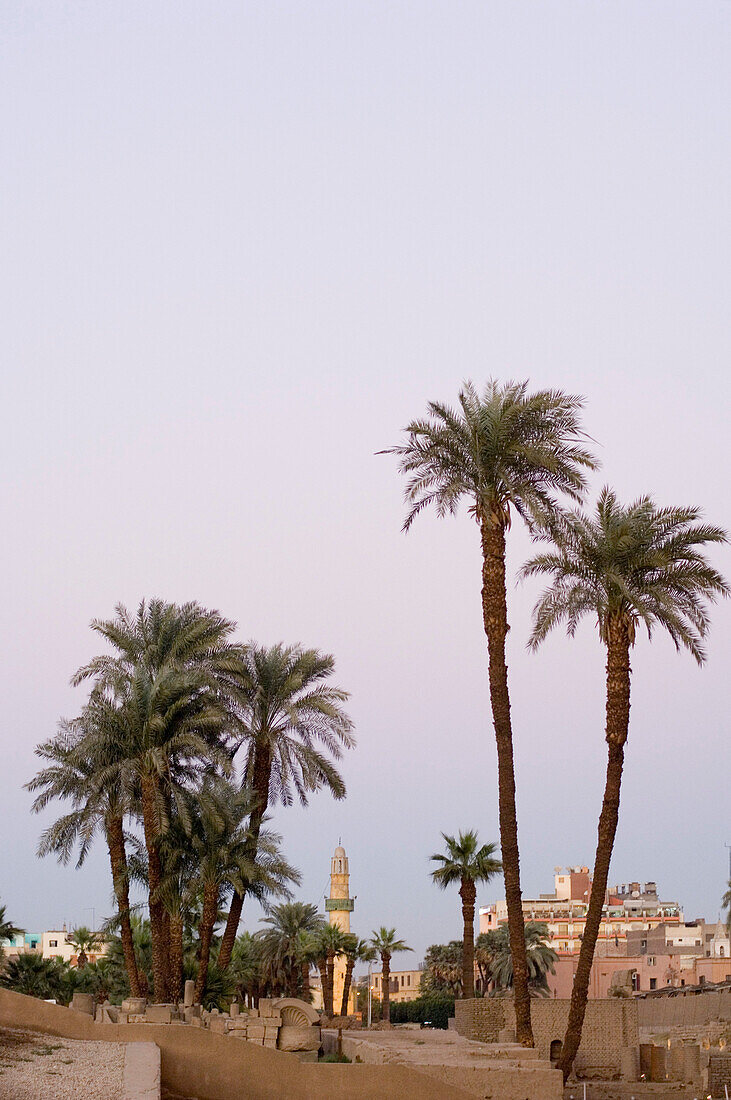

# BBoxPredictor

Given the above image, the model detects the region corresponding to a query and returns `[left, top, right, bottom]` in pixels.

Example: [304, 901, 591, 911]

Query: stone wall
[638, 987, 731, 1029]
[709, 1052, 731, 1095]
[454, 998, 639, 1079]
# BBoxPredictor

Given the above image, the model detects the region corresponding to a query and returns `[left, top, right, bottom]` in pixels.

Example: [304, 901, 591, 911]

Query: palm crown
[233, 643, 355, 808]
[369, 926, 412, 961]
[522, 487, 728, 663]
[430, 831, 502, 889]
[386, 379, 596, 531]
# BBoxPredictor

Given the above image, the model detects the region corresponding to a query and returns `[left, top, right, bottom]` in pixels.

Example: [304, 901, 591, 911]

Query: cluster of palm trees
[26, 602, 354, 1006]
[387, 379, 727, 1079]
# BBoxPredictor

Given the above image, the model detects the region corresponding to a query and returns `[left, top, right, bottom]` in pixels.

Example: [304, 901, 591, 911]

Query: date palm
[487, 923, 557, 992]
[315, 924, 348, 1018]
[183, 776, 300, 1003]
[73, 600, 239, 1001]
[340, 936, 376, 1016]
[369, 927, 412, 1024]
[218, 643, 354, 970]
[386, 379, 595, 1044]
[430, 830, 501, 999]
[27, 708, 142, 995]
[257, 902, 324, 997]
[522, 488, 727, 1079]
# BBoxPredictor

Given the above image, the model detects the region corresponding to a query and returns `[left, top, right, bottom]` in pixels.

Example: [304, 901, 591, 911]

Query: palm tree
[315, 924, 347, 1018]
[184, 776, 300, 1004]
[369, 927, 412, 1024]
[73, 599, 239, 1001]
[67, 926, 103, 970]
[230, 932, 263, 1008]
[258, 902, 324, 998]
[340, 936, 375, 1016]
[430, 830, 501, 999]
[522, 488, 727, 1079]
[422, 941, 464, 996]
[0, 954, 67, 1000]
[218, 643, 354, 971]
[487, 923, 557, 992]
[0, 903, 24, 952]
[27, 707, 142, 996]
[386, 380, 595, 1044]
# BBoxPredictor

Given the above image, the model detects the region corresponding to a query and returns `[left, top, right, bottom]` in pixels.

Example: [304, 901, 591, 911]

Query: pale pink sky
[1, 1, 729, 963]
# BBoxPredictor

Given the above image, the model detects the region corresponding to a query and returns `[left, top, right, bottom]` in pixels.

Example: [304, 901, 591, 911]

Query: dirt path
[0, 1026, 125, 1100]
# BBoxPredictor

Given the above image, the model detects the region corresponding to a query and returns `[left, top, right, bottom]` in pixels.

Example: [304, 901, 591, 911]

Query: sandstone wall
[0, 989, 473, 1100]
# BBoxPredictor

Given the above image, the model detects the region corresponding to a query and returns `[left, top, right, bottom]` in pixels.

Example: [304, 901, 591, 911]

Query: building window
[632, 973, 640, 992]
[648, 956, 656, 966]
[650, 979, 657, 990]
[49, 940, 57, 947]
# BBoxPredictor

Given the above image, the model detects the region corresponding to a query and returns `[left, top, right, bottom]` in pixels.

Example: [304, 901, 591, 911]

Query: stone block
[263, 1038, 277, 1048]
[620, 1047, 638, 1080]
[209, 1016, 229, 1034]
[71, 992, 95, 1016]
[183, 979, 195, 1008]
[228, 1018, 248, 1031]
[122, 997, 147, 1014]
[230, 1002, 240, 1017]
[190, 1016, 202, 1028]
[277, 1025, 321, 1052]
[248, 1025, 266, 1038]
[183, 1006, 201, 1023]
[273, 998, 321, 1028]
[258, 998, 277, 1017]
[118, 1012, 129, 1025]
[145, 1003, 174, 1025]
[128, 1014, 146, 1024]
[650, 1044, 667, 1082]
[292, 1050, 318, 1063]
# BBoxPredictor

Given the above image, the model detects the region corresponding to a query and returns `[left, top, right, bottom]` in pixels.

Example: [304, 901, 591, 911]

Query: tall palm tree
[386, 380, 595, 1044]
[723, 881, 731, 939]
[487, 923, 557, 992]
[218, 643, 354, 971]
[369, 927, 412, 1024]
[73, 599, 239, 1001]
[340, 936, 375, 1016]
[27, 709, 142, 996]
[430, 830, 501, 999]
[315, 924, 347, 1018]
[0, 904, 24, 953]
[522, 488, 727, 1079]
[257, 902, 324, 998]
[183, 776, 300, 1004]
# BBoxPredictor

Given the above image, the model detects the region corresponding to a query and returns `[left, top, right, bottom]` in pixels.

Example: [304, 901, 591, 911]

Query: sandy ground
[0, 1026, 125, 1100]
[563, 1087, 701, 1100]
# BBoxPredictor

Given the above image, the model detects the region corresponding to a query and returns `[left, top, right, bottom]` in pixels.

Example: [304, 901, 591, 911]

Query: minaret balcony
[325, 899, 355, 912]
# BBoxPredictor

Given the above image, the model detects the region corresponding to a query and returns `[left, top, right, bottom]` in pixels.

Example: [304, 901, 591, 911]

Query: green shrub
[389, 993, 455, 1030]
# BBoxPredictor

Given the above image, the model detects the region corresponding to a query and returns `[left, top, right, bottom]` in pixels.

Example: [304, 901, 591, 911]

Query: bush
[389, 993, 455, 1030]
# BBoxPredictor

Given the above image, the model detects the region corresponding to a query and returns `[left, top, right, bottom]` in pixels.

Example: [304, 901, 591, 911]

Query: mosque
[309, 842, 357, 1015]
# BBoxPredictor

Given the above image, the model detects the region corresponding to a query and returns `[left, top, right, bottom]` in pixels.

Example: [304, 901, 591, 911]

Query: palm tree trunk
[325, 952, 335, 1017]
[301, 960, 311, 1001]
[381, 953, 391, 1024]
[559, 620, 630, 1083]
[340, 958, 355, 1016]
[480, 518, 532, 1045]
[105, 815, 141, 998]
[140, 774, 169, 1003]
[194, 884, 219, 1005]
[459, 878, 476, 999]
[168, 912, 184, 1005]
[218, 741, 271, 971]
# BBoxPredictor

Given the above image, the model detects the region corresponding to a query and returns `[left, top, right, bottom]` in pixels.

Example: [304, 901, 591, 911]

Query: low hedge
[389, 993, 455, 1030]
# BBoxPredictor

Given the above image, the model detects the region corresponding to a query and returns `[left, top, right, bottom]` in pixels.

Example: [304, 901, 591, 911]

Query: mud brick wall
[638, 988, 731, 1029]
[456, 998, 639, 1078]
[709, 1053, 731, 1095]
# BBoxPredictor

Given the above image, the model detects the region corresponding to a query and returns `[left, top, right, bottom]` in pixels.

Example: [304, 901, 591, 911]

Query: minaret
[326, 842, 354, 1014]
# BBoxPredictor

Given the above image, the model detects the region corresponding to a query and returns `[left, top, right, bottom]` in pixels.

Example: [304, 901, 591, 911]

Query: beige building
[370, 969, 423, 1004]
